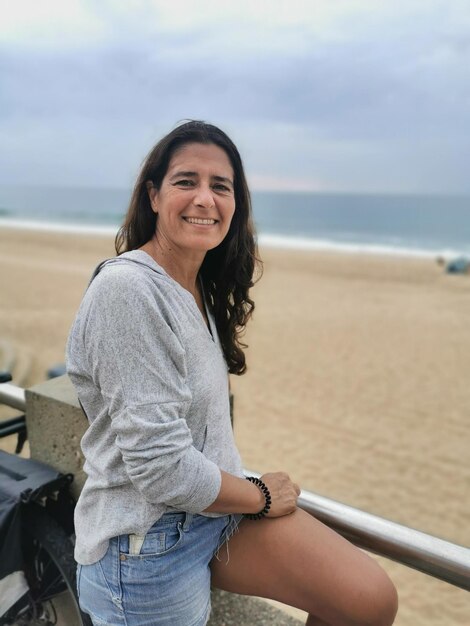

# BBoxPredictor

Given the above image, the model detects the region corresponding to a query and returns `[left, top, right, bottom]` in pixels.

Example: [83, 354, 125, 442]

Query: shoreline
[0, 218, 466, 260]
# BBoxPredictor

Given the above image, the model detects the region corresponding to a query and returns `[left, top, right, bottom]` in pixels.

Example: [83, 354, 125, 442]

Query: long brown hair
[115, 120, 262, 375]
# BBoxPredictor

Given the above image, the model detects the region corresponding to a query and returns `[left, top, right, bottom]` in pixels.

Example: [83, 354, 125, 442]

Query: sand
[0, 226, 469, 625]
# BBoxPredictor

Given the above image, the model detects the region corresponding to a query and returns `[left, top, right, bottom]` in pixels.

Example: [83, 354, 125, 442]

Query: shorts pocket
[125, 520, 184, 558]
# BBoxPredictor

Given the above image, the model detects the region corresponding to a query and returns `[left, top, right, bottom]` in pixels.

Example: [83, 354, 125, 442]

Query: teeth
[185, 217, 216, 225]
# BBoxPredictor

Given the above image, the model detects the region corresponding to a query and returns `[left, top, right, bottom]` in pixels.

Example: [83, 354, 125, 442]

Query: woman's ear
[146, 181, 158, 214]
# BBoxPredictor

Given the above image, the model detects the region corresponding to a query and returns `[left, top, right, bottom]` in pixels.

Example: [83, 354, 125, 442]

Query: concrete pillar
[25, 375, 87, 501]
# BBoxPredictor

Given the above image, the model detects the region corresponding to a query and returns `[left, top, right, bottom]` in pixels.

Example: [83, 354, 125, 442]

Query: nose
[194, 183, 215, 209]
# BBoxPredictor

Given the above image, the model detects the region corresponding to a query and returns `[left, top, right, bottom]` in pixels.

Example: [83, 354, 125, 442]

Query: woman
[66, 120, 398, 626]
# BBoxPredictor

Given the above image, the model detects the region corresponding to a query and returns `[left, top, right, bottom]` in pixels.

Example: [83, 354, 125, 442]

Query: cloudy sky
[1, 0, 469, 194]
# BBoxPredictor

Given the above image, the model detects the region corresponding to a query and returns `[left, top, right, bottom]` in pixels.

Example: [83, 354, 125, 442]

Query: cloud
[0, 0, 107, 46]
[0, 0, 469, 192]
[3, 22, 468, 135]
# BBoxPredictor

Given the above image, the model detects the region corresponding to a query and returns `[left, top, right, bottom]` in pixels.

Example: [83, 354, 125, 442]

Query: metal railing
[246, 470, 470, 591]
[0, 382, 25, 412]
[1, 381, 469, 591]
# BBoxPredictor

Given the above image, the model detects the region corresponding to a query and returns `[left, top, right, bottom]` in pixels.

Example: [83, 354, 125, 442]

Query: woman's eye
[213, 184, 231, 192]
[176, 179, 194, 187]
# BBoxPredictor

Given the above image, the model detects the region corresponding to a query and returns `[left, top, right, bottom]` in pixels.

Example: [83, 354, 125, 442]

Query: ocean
[0, 184, 469, 258]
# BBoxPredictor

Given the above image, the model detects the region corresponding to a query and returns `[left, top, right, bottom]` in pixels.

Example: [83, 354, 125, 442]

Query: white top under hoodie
[66, 250, 244, 565]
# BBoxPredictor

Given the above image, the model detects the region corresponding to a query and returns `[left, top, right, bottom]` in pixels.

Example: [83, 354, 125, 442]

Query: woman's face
[148, 142, 236, 257]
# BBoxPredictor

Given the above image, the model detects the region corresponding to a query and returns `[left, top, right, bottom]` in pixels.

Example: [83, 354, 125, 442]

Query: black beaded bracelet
[244, 476, 272, 520]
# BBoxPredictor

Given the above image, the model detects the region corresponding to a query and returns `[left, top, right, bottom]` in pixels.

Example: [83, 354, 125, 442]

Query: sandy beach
[0, 226, 469, 625]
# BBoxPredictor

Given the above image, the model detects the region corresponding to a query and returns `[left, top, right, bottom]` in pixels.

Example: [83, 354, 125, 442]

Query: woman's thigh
[210, 508, 398, 626]
[78, 513, 230, 626]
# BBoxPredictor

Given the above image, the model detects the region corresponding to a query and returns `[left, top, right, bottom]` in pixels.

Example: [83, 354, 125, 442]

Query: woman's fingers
[260, 472, 300, 518]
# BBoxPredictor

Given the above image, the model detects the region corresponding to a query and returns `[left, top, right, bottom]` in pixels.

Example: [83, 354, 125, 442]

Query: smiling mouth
[183, 217, 218, 225]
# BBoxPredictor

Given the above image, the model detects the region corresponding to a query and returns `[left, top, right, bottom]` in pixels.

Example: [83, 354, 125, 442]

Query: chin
[186, 236, 226, 253]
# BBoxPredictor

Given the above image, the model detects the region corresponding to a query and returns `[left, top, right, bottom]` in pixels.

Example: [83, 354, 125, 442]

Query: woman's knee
[308, 561, 398, 626]
[347, 567, 398, 626]
[370, 574, 398, 626]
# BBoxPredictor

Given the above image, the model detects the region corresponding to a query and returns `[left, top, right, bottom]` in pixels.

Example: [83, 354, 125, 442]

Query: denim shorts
[76, 512, 243, 626]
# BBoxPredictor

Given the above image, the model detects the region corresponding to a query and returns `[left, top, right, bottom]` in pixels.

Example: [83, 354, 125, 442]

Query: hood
[88, 250, 168, 286]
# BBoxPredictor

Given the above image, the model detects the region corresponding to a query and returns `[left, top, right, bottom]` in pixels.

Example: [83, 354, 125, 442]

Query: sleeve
[83, 268, 221, 512]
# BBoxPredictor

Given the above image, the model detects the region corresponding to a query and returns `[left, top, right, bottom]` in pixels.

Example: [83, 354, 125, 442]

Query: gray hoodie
[66, 250, 244, 565]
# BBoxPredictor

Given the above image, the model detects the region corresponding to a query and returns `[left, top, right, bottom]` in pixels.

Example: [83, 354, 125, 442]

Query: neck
[141, 234, 205, 296]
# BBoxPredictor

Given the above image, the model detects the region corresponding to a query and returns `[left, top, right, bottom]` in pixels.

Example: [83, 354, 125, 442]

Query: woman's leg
[210, 508, 398, 626]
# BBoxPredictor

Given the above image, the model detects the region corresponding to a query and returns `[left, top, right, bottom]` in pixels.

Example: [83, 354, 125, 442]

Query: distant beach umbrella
[446, 257, 470, 274]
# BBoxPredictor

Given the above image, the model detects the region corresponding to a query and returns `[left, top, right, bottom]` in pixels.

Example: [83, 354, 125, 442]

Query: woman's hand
[260, 472, 301, 517]
[203, 470, 300, 517]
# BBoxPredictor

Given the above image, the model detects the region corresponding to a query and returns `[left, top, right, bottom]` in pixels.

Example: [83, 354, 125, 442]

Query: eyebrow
[213, 175, 234, 187]
[170, 171, 233, 186]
